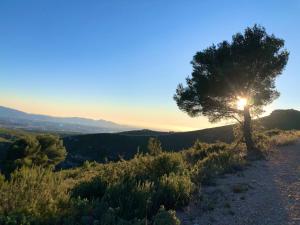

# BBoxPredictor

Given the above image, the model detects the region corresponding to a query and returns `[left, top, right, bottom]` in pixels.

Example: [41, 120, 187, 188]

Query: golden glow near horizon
[0, 95, 220, 131]
[236, 97, 248, 110]
[1, 92, 282, 132]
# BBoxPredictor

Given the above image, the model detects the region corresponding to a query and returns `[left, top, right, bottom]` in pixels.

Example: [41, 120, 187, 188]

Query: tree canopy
[174, 25, 289, 123]
[5, 134, 67, 173]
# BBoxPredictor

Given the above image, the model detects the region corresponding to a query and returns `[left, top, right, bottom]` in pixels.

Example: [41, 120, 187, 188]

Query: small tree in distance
[174, 25, 289, 158]
[5, 134, 67, 173]
[147, 137, 163, 156]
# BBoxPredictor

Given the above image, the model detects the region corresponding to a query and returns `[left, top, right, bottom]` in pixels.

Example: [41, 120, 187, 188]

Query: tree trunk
[243, 105, 255, 152]
[243, 106, 264, 160]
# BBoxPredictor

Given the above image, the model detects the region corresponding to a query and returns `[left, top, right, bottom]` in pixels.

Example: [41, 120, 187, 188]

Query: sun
[236, 97, 248, 110]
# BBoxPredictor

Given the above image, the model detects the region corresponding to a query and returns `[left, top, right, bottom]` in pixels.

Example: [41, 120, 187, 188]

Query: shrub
[36, 134, 67, 167]
[100, 178, 153, 220]
[264, 129, 282, 136]
[0, 173, 4, 184]
[251, 129, 300, 153]
[253, 132, 271, 152]
[4, 136, 40, 173]
[183, 141, 229, 165]
[97, 206, 147, 225]
[152, 206, 180, 225]
[152, 173, 194, 211]
[147, 138, 163, 156]
[0, 167, 68, 223]
[192, 150, 242, 183]
[71, 176, 108, 200]
[0, 214, 34, 225]
[4, 135, 67, 174]
[68, 152, 190, 222]
[268, 130, 300, 146]
[62, 198, 96, 225]
[0, 138, 254, 224]
[148, 153, 186, 180]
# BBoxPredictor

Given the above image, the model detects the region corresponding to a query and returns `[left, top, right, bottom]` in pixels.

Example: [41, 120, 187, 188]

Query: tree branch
[231, 115, 243, 125]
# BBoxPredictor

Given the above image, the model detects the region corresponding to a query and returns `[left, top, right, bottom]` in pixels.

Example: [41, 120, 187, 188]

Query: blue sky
[1, 0, 299, 130]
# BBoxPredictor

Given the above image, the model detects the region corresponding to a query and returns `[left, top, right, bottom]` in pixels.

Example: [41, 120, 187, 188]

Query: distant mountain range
[0, 106, 136, 133]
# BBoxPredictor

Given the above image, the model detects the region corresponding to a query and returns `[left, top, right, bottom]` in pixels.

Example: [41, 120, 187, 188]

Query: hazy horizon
[1, 0, 300, 131]
[2, 103, 298, 133]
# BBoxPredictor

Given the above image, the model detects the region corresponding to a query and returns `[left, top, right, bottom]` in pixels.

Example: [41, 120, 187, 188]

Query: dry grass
[268, 130, 300, 146]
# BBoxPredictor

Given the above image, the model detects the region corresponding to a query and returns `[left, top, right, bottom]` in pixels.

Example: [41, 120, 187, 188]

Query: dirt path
[177, 141, 300, 225]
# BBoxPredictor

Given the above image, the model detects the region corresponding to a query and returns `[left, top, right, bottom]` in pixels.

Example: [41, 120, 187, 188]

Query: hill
[261, 109, 300, 130]
[1, 109, 299, 167]
[0, 105, 136, 133]
[62, 109, 300, 166]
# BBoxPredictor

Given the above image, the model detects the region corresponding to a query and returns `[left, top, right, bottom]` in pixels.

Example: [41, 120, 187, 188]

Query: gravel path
[177, 141, 300, 225]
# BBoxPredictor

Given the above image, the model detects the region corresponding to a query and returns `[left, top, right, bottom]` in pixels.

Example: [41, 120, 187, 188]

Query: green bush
[183, 141, 228, 165]
[97, 206, 147, 225]
[62, 198, 96, 225]
[148, 153, 186, 180]
[152, 206, 180, 225]
[0, 173, 4, 184]
[68, 152, 189, 222]
[0, 214, 34, 225]
[0, 138, 248, 225]
[4, 135, 67, 174]
[147, 137, 163, 156]
[101, 178, 152, 220]
[192, 150, 242, 183]
[0, 167, 68, 224]
[71, 176, 108, 200]
[152, 173, 193, 211]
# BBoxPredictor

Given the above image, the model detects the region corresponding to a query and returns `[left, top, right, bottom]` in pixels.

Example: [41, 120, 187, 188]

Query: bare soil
[177, 141, 300, 225]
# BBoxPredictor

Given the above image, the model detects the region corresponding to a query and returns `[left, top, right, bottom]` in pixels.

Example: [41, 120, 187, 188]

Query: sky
[0, 0, 299, 131]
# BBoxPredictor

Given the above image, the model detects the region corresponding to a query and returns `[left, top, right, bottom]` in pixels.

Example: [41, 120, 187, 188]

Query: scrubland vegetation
[0, 128, 298, 225]
[265, 129, 300, 146]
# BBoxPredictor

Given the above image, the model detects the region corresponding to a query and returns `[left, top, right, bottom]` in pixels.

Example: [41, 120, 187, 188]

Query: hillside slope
[63, 125, 233, 163]
[63, 109, 300, 165]
[261, 109, 300, 130]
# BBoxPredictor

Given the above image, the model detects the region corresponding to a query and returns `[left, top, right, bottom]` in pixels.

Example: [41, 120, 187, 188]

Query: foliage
[264, 129, 300, 147]
[0, 214, 34, 225]
[174, 24, 289, 153]
[174, 24, 288, 122]
[70, 152, 191, 222]
[233, 127, 300, 153]
[71, 176, 108, 200]
[192, 150, 243, 184]
[182, 141, 228, 165]
[4, 135, 67, 173]
[148, 153, 186, 180]
[152, 206, 180, 225]
[101, 178, 152, 220]
[0, 167, 69, 224]
[36, 135, 67, 166]
[0, 173, 4, 184]
[152, 173, 194, 210]
[147, 137, 163, 156]
[0, 128, 295, 224]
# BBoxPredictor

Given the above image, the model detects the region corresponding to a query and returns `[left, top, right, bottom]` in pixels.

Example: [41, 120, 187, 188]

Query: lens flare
[236, 97, 248, 110]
